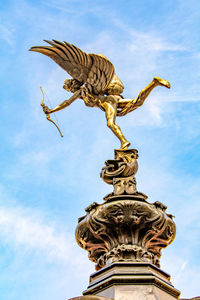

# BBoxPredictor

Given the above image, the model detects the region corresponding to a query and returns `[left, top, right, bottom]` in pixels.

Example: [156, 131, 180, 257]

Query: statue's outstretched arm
[43, 90, 81, 115]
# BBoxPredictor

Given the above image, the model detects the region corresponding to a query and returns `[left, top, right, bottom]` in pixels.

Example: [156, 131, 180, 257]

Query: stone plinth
[83, 263, 180, 300]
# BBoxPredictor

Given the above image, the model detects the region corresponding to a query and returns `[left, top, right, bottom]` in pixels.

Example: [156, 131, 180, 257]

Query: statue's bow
[40, 86, 63, 138]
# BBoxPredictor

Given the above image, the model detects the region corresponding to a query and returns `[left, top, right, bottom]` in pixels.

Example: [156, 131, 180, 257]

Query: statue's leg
[117, 77, 170, 116]
[101, 99, 131, 149]
[133, 76, 170, 109]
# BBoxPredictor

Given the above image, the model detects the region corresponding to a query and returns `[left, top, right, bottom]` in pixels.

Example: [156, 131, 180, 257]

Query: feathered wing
[29, 40, 115, 94]
[29, 40, 92, 83]
[86, 54, 114, 94]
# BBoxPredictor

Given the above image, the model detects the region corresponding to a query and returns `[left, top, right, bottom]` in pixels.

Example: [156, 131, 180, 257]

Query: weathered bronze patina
[76, 149, 176, 271]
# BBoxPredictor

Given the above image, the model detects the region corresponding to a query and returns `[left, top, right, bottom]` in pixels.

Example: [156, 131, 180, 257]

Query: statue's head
[63, 79, 82, 93]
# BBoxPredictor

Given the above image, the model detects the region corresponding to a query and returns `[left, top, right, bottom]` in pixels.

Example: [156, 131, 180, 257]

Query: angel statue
[30, 40, 170, 149]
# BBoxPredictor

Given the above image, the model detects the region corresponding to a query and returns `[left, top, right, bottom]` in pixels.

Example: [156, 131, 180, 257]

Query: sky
[0, 0, 200, 299]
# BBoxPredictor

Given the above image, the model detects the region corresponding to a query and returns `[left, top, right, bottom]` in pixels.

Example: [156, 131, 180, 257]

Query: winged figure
[29, 40, 170, 149]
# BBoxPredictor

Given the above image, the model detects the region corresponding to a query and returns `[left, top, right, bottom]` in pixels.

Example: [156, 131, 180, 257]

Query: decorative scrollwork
[101, 149, 138, 183]
[100, 149, 140, 197]
[76, 199, 176, 270]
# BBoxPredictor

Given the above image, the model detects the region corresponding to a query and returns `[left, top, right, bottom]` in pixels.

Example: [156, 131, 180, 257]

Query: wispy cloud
[0, 1, 200, 299]
[0, 204, 72, 262]
[129, 30, 185, 52]
[0, 190, 93, 299]
[0, 23, 15, 46]
[174, 261, 188, 283]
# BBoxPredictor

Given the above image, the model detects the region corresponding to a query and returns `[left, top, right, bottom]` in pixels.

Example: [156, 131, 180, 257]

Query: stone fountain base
[83, 262, 180, 300]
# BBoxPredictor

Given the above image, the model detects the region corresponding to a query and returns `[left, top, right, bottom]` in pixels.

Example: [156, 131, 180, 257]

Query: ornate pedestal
[75, 150, 180, 300]
[76, 196, 175, 270]
[83, 263, 180, 300]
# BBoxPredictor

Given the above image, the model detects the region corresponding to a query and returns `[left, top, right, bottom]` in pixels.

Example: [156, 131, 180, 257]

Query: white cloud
[146, 98, 162, 123]
[162, 251, 200, 298]
[0, 2, 199, 299]
[0, 23, 15, 46]
[0, 204, 74, 262]
[174, 261, 188, 283]
[129, 30, 185, 52]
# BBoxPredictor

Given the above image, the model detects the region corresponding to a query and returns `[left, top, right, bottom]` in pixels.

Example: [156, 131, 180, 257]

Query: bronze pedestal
[75, 150, 179, 300]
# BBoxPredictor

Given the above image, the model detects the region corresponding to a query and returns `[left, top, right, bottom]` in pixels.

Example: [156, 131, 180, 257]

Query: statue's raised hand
[42, 104, 51, 114]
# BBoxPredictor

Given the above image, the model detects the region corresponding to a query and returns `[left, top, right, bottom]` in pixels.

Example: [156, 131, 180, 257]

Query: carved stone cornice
[83, 262, 181, 298]
[69, 296, 112, 300]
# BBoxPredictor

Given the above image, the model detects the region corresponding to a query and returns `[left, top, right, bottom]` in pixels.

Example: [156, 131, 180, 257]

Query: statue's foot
[121, 140, 131, 150]
[153, 76, 171, 89]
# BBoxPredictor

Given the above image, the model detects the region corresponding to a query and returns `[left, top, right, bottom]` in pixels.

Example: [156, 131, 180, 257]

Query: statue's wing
[86, 54, 115, 94]
[29, 40, 115, 94]
[29, 40, 92, 83]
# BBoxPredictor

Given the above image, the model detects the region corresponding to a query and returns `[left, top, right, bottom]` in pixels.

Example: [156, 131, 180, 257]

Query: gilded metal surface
[30, 40, 170, 149]
[101, 149, 138, 183]
[101, 149, 139, 197]
[76, 198, 176, 271]
[40, 86, 63, 137]
[113, 176, 137, 195]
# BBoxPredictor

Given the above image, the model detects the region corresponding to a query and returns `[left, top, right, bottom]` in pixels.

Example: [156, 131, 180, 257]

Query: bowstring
[42, 88, 62, 133]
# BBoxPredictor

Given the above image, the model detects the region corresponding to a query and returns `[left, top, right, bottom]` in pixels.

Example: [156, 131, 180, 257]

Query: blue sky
[0, 0, 200, 299]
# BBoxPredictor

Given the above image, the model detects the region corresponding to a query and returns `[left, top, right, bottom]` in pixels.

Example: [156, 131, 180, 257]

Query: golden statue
[30, 40, 170, 149]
